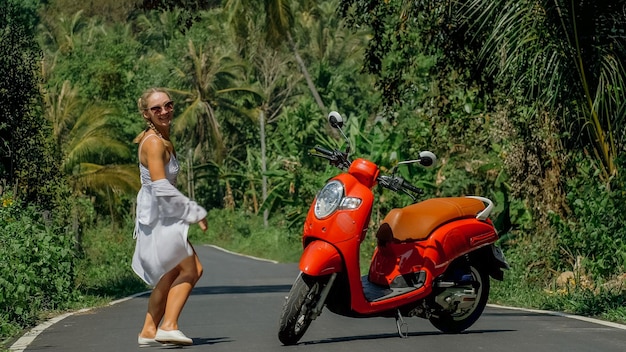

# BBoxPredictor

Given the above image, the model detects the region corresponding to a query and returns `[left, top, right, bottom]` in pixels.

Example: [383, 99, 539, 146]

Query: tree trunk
[224, 180, 235, 210]
[260, 109, 269, 227]
[287, 33, 325, 113]
[187, 148, 195, 200]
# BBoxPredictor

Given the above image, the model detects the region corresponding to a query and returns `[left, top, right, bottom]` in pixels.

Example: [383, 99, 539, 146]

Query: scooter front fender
[299, 241, 344, 276]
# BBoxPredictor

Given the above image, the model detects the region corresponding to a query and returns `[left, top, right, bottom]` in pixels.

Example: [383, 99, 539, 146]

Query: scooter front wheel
[278, 273, 326, 345]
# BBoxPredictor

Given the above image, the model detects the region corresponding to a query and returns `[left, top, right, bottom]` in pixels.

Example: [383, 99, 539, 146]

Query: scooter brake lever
[390, 176, 404, 190]
[400, 188, 417, 203]
[377, 175, 393, 189]
[308, 152, 335, 162]
[390, 176, 419, 202]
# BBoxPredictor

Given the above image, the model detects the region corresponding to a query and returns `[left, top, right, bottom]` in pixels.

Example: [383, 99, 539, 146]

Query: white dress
[131, 135, 207, 286]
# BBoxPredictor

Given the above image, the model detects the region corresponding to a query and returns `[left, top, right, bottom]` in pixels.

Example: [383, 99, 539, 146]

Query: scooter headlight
[314, 180, 344, 219]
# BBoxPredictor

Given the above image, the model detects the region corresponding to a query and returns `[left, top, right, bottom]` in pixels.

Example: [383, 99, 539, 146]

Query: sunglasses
[149, 101, 174, 114]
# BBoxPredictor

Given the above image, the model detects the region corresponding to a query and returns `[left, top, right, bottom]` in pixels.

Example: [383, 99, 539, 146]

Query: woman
[132, 87, 208, 347]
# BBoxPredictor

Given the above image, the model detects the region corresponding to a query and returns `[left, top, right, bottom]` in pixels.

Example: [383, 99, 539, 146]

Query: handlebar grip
[402, 181, 422, 194]
[314, 146, 334, 157]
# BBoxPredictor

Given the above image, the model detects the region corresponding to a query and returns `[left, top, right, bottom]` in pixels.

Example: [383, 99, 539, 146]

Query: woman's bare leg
[159, 251, 203, 331]
[138, 268, 179, 338]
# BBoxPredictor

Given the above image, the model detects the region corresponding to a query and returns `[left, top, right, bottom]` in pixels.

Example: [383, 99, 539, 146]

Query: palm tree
[305, 0, 366, 68]
[45, 80, 79, 145]
[37, 10, 95, 80]
[43, 80, 139, 216]
[134, 8, 185, 53]
[225, 0, 366, 225]
[171, 37, 259, 161]
[249, 43, 298, 225]
[38, 10, 85, 55]
[224, 0, 326, 113]
[168, 19, 261, 204]
[454, 0, 626, 180]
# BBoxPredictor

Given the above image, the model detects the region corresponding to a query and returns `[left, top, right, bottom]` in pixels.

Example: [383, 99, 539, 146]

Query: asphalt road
[11, 245, 626, 352]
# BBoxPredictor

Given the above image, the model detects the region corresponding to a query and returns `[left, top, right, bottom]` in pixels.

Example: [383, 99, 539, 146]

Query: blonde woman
[132, 87, 208, 347]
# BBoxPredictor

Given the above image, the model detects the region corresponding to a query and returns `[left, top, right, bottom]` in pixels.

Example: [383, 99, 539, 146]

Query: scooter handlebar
[311, 146, 422, 198]
[401, 180, 422, 195]
[313, 146, 334, 157]
[310, 146, 351, 169]
[378, 175, 423, 199]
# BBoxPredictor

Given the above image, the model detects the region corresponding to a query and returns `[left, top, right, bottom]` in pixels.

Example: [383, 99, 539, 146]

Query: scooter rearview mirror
[327, 111, 351, 156]
[328, 111, 344, 129]
[418, 151, 437, 167]
[390, 151, 437, 174]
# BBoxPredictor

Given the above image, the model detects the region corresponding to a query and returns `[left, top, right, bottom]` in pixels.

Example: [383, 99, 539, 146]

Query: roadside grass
[1, 217, 147, 352]
[490, 262, 626, 325]
[74, 218, 148, 300]
[191, 209, 303, 263]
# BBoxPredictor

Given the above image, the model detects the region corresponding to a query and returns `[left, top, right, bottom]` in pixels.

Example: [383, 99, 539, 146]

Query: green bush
[552, 157, 626, 277]
[0, 194, 77, 340]
[74, 217, 146, 299]
[488, 156, 626, 324]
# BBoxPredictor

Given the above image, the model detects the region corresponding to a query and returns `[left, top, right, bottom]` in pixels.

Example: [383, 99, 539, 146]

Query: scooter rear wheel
[429, 264, 490, 333]
[278, 273, 325, 345]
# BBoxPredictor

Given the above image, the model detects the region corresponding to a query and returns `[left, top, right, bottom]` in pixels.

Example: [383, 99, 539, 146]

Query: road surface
[11, 245, 626, 351]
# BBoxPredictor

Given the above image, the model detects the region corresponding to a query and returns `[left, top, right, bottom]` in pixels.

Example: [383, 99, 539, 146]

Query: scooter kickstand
[395, 310, 408, 338]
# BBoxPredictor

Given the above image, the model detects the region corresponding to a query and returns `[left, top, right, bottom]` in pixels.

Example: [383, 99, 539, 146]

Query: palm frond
[43, 80, 80, 141]
[265, 0, 294, 47]
[71, 163, 140, 195]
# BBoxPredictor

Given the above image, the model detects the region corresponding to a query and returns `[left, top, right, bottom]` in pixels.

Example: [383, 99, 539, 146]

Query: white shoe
[155, 329, 193, 346]
[138, 335, 162, 347]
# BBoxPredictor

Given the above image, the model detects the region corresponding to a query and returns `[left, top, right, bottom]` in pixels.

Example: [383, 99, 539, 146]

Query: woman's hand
[198, 218, 208, 232]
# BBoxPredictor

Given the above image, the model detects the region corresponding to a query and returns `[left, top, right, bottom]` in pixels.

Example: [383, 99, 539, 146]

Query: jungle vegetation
[2, 0, 626, 346]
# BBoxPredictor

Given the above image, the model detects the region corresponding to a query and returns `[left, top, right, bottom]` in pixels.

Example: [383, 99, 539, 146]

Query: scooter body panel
[369, 218, 497, 287]
[299, 241, 344, 276]
[302, 173, 374, 245]
[300, 173, 374, 293]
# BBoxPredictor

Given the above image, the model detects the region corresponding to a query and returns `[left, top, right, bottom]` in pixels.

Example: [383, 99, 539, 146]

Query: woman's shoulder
[140, 133, 165, 149]
[140, 133, 176, 159]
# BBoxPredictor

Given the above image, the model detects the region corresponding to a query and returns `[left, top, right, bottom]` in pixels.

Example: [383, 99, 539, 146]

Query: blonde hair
[133, 87, 173, 150]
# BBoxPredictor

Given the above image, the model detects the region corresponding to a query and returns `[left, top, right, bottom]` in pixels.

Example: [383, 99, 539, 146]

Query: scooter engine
[434, 287, 477, 313]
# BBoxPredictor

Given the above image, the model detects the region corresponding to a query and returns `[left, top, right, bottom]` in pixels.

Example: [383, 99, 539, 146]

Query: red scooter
[278, 111, 509, 345]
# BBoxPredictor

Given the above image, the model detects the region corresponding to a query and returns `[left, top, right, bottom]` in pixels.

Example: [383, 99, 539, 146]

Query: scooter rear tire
[278, 273, 325, 345]
[429, 264, 490, 333]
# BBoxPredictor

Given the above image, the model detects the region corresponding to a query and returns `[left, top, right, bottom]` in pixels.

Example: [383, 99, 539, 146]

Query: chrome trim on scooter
[466, 196, 494, 221]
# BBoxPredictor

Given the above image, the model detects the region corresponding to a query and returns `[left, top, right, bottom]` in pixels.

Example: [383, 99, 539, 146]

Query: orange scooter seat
[376, 197, 485, 243]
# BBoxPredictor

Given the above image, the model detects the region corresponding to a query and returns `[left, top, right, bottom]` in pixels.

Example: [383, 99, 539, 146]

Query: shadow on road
[300, 329, 516, 345]
[483, 311, 553, 317]
[149, 337, 231, 349]
[191, 336, 232, 346]
[191, 284, 292, 295]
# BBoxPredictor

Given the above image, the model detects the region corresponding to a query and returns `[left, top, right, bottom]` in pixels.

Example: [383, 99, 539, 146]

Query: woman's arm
[140, 134, 167, 181]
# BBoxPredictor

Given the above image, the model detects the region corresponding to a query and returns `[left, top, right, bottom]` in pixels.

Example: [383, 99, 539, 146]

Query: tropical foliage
[2, 0, 626, 345]
[339, 0, 626, 275]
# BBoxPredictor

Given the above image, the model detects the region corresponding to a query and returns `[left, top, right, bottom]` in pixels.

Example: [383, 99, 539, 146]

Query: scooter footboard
[299, 241, 344, 276]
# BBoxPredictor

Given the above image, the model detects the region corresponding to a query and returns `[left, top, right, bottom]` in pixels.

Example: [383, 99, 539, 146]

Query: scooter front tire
[278, 273, 325, 345]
